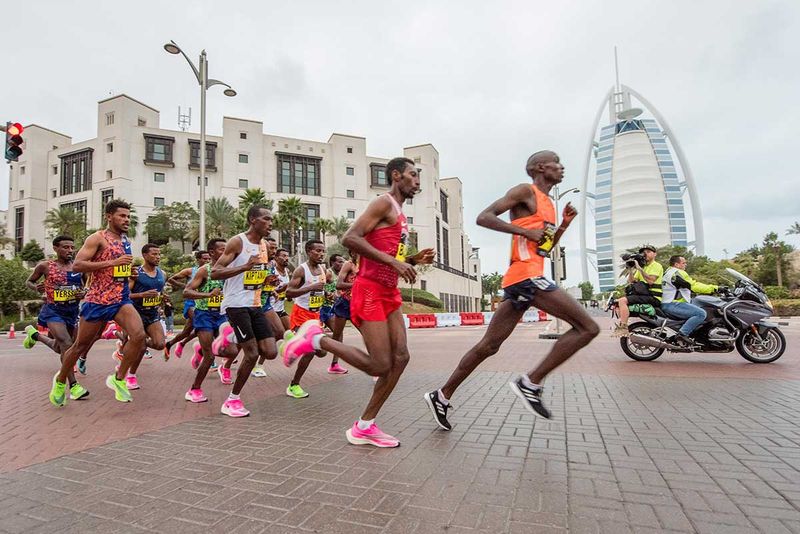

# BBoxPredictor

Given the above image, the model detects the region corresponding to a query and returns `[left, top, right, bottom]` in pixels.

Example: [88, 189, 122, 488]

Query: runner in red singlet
[281, 157, 434, 447]
[424, 151, 600, 430]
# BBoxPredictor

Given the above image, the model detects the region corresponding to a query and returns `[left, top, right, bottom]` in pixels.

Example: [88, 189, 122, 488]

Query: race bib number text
[53, 287, 77, 303]
[142, 295, 161, 307]
[208, 294, 223, 309]
[113, 264, 132, 280]
[308, 294, 324, 311]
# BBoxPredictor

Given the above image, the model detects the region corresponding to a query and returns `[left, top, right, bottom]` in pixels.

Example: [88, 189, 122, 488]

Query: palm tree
[313, 218, 334, 244]
[787, 222, 800, 236]
[277, 196, 305, 256]
[190, 197, 236, 244]
[238, 188, 273, 211]
[330, 216, 352, 242]
[44, 207, 88, 241]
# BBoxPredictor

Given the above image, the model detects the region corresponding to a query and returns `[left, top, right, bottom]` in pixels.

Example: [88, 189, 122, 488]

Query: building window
[101, 189, 114, 209]
[51, 189, 57, 198]
[144, 134, 174, 165]
[442, 227, 450, 266]
[473, 264, 477, 274]
[60, 148, 93, 195]
[238, 153, 249, 164]
[434, 158, 438, 169]
[52, 165, 58, 175]
[280, 203, 320, 253]
[239, 179, 249, 189]
[20, 166, 25, 175]
[106, 112, 114, 126]
[413, 157, 421, 163]
[409, 230, 418, 251]
[138, 117, 147, 127]
[347, 147, 353, 154]
[106, 170, 112, 180]
[196, 176, 208, 186]
[18, 190, 24, 200]
[406, 197, 413, 205]
[154, 197, 165, 207]
[346, 166, 354, 176]
[106, 143, 113, 153]
[277, 153, 321, 196]
[346, 189, 355, 198]
[370, 164, 389, 187]
[461, 235, 465, 271]
[60, 200, 87, 218]
[408, 216, 414, 224]
[14, 207, 24, 252]
[240, 132, 247, 140]
[347, 210, 355, 219]
[154, 172, 165, 183]
[420, 280, 427, 291]
[435, 217, 441, 259]
[440, 190, 449, 223]
[189, 140, 217, 170]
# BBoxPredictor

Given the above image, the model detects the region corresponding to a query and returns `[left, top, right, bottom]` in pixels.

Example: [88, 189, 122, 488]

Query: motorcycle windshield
[725, 268, 756, 286]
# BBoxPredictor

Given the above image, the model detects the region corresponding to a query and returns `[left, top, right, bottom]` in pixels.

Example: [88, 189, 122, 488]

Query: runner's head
[276, 248, 289, 267]
[206, 238, 227, 262]
[305, 239, 325, 266]
[348, 249, 360, 265]
[266, 237, 278, 259]
[387, 157, 420, 200]
[194, 249, 211, 266]
[52, 235, 75, 262]
[246, 205, 273, 238]
[104, 199, 132, 234]
[525, 150, 564, 184]
[141, 243, 161, 267]
[329, 254, 345, 273]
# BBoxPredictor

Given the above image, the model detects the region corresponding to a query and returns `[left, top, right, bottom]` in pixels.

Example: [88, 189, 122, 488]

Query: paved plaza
[1, 318, 799, 533]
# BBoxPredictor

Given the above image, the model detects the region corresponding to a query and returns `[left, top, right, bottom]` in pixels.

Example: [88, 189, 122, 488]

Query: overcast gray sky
[2, 0, 798, 285]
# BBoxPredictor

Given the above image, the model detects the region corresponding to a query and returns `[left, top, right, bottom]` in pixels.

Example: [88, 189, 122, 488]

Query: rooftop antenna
[178, 106, 192, 132]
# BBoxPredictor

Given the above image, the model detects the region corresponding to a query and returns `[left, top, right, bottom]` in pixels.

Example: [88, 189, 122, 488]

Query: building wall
[5, 94, 482, 311]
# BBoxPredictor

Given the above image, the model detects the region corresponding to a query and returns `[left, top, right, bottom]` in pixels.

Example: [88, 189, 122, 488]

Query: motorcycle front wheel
[736, 328, 786, 363]
[620, 322, 665, 361]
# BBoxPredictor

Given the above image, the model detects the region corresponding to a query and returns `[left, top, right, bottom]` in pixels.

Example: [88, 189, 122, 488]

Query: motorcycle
[611, 268, 786, 363]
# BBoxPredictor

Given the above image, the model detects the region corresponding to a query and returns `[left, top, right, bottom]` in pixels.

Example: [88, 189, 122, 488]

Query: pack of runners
[27, 152, 598, 448]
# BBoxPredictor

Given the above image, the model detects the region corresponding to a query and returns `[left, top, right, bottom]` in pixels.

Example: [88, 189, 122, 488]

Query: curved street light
[163, 40, 237, 247]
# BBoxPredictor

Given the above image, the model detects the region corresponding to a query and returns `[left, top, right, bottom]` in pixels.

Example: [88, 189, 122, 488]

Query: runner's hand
[142, 289, 160, 298]
[36, 282, 45, 293]
[393, 259, 417, 284]
[521, 228, 545, 243]
[113, 254, 133, 266]
[246, 255, 262, 268]
[562, 202, 578, 225]
[209, 287, 221, 297]
[410, 248, 435, 265]
[309, 281, 325, 292]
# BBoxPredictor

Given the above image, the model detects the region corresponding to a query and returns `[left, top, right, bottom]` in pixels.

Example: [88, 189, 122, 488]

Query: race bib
[53, 286, 77, 303]
[113, 263, 132, 280]
[208, 294, 223, 309]
[308, 293, 324, 311]
[243, 264, 268, 290]
[395, 242, 408, 262]
[142, 295, 161, 307]
[277, 291, 287, 300]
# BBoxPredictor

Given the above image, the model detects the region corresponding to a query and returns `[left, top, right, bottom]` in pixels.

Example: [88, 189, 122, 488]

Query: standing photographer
[613, 245, 663, 336]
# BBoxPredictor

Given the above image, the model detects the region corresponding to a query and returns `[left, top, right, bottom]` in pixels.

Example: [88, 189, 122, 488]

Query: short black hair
[52, 235, 74, 247]
[194, 250, 208, 260]
[266, 237, 277, 243]
[669, 255, 685, 266]
[386, 157, 415, 181]
[276, 248, 289, 256]
[104, 199, 131, 215]
[141, 243, 160, 255]
[305, 239, 324, 253]
[246, 205, 269, 224]
[207, 238, 226, 251]
[329, 254, 344, 266]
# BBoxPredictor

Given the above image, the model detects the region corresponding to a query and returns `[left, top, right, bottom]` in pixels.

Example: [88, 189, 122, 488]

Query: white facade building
[5, 94, 482, 311]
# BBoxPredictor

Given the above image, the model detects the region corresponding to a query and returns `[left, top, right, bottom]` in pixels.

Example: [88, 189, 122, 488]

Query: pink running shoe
[184, 388, 208, 403]
[190, 342, 203, 370]
[345, 422, 400, 448]
[221, 398, 250, 417]
[218, 365, 232, 385]
[112, 340, 124, 363]
[212, 324, 234, 356]
[281, 320, 324, 367]
[125, 374, 140, 390]
[101, 322, 118, 340]
[328, 363, 348, 374]
[174, 342, 185, 358]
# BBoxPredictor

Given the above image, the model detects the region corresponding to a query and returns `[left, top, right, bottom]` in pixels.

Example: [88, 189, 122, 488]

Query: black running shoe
[509, 376, 551, 419]
[424, 391, 452, 431]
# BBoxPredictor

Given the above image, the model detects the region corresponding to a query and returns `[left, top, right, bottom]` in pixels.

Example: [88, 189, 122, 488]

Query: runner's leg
[359, 309, 410, 420]
[56, 321, 106, 383]
[112, 305, 146, 380]
[190, 330, 216, 390]
[48, 321, 77, 386]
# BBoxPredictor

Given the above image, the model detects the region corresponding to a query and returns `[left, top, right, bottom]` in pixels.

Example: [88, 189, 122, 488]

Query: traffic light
[5, 122, 24, 162]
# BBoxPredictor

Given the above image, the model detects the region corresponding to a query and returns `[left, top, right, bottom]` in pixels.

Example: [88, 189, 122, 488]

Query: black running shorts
[503, 277, 557, 311]
[226, 306, 273, 343]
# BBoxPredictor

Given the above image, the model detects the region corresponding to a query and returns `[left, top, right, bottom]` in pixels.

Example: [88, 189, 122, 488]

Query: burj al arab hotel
[578, 67, 705, 292]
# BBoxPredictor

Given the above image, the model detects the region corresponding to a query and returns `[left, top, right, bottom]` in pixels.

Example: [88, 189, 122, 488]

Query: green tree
[578, 281, 594, 300]
[235, 188, 273, 232]
[787, 221, 800, 236]
[313, 218, 334, 243]
[0, 257, 39, 322]
[0, 224, 13, 247]
[405, 244, 433, 305]
[758, 232, 794, 287]
[276, 196, 305, 256]
[330, 216, 352, 242]
[144, 209, 172, 246]
[20, 240, 45, 263]
[192, 197, 237, 244]
[169, 201, 198, 252]
[481, 272, 503, 309]
[44, 207, 88, 242]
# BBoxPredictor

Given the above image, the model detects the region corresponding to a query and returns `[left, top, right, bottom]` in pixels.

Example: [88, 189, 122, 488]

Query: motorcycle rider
[613, 245, 663, 336]
[661, 255, 718, 346]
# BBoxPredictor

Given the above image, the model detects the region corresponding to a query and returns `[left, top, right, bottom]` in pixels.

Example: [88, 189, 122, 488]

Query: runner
[210, 205, 276, 417]
[48, 199, 144, 405]
[329, 251, 359, 373]
[251, 242, 283, 378]
[281, 157, 434, 447]
[283, 239, 329, 398]
[270, 248, 292, 331]
[183, 238, 232, 403]
[164, 249, 210, 358]
[423, 150, 600, 430]
[24, 235, 89, 398]
[320, 254, 348, 374]
[120, 244, 167, 390]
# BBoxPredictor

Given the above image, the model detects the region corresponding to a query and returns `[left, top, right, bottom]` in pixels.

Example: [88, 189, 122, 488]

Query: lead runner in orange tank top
[424, 151, 601, 431]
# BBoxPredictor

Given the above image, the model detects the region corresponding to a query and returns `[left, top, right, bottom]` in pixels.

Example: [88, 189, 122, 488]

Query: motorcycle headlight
[765, 298, 773, 310]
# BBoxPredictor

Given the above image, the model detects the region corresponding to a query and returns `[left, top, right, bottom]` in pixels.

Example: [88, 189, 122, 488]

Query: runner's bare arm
[335, 262, 354, 291]
[210, 237, 257, 280]
[183, 267, 217, 299]
[551, 201, 578, 246]
[26, 261, 48, 293]
[73, 233, 131, 273]
[476, 184, 544, 242]
[167, 267, 193, 288]
[285, 266, 322, 298]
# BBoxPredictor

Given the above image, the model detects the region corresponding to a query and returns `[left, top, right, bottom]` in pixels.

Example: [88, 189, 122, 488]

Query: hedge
[772, 299, 800, 317]
[400, 288, 443, 309]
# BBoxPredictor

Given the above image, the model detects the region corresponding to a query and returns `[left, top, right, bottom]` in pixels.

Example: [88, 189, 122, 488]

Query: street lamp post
[163, 40, 236, 248]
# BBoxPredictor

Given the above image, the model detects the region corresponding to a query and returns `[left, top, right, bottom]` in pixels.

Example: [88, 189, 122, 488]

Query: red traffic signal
[7, 123, 23, 136]
[5, 122, 24, 162]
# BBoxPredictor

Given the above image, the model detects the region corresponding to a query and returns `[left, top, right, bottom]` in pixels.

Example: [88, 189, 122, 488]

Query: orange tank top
[502, 185, 556, 288]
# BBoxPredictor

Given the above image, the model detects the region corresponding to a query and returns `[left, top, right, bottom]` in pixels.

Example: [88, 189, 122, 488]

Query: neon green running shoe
[49, 374, 67, 407]
[105, 374, 132, 402]
[23, 325, 38, 349]
[286, 384, 309, 399]
[70, 382, 90, 400]
[283, 330, 295, 341]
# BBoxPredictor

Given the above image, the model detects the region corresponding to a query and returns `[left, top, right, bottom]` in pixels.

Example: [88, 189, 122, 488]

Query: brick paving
[0, 319, 799, 533]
